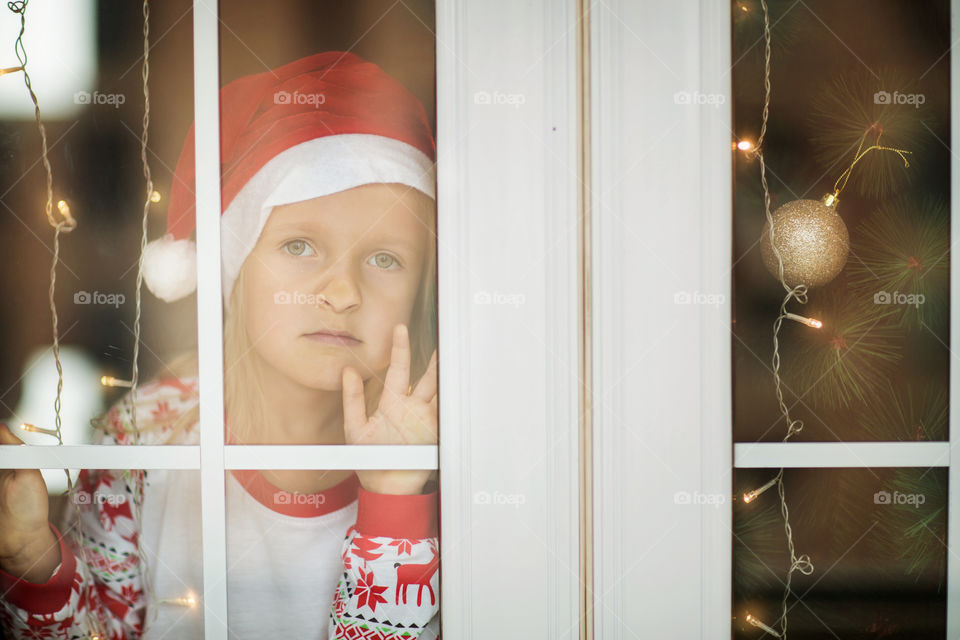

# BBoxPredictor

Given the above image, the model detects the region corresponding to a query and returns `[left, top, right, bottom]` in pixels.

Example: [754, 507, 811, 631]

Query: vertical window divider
[192, 0, 229, 636]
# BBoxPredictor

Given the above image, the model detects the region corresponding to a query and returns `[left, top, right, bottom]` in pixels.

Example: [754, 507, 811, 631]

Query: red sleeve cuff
[355, 487, 439, 539]
[0, 523, 78, 615]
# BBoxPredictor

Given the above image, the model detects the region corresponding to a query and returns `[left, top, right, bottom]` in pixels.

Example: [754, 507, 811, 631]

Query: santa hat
[142, 51, 436, 305]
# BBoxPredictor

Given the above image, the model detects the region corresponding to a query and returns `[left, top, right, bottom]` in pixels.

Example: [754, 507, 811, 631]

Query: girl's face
[241, 182, 434, 391]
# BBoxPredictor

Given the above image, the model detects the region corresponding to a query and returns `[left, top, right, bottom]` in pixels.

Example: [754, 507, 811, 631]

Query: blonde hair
[105, 204, 438, 445]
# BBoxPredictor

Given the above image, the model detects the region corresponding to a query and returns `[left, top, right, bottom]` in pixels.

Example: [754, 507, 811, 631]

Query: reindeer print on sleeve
[328, 488, 440, 639]
[394, 544, 438, 608]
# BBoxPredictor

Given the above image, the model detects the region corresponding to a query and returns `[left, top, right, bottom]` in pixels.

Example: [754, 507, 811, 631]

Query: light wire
[752, 1, 814, 637]
[4, 1, 107, 637]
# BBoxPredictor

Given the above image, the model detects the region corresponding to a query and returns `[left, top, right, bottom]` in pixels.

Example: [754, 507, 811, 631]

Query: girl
[0, 51, 440, 639]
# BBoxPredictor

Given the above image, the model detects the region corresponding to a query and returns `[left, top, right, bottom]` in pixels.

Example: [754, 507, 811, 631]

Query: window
[1, 1, 584, 638]
[731, 1, 951, 637]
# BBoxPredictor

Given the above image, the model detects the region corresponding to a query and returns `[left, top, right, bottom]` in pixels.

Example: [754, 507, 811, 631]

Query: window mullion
[734, 442, 951, 469]
[192, 0, 229, 637]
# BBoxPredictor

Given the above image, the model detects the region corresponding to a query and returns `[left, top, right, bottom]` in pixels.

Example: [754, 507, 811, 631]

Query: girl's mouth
[304, 331, 361, 346]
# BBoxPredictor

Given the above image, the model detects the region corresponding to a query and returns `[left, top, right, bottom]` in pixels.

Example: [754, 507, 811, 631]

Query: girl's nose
[315, 275, 361, 312]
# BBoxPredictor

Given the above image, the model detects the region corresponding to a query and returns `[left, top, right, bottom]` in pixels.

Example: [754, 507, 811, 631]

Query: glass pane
[732, 0, 951, 444]
[734, 467, 947, 638]
[225, 467, 439, 636]
[0, 1, 206, 637]
[215, 2, 439, 452]
[0, 466, 204, 638]
[0, 0, 198, 456]
[214, 2, 438, 450]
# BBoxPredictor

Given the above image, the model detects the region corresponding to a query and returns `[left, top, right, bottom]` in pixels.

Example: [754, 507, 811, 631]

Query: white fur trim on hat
[142, 233, 198, 302]
[219, 133, 436, 307]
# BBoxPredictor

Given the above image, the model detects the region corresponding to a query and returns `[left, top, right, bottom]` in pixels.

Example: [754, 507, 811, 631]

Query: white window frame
[590, 0, 960, 637]
[0, 0, 584, 637]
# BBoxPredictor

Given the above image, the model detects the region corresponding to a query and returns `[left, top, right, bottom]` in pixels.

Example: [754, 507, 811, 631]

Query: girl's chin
[286, 361, 369, 390]
[291, 373, 347, 392]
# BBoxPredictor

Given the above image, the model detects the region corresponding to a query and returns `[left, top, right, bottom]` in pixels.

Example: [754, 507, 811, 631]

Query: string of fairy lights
[735, 1, 912, 637]
[1, 1, 104, 637]
[3, 1, 196, 637]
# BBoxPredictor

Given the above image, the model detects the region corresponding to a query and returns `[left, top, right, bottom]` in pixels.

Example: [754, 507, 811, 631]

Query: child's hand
[0, 424, 60, 582]
[342, 323, 438, 495]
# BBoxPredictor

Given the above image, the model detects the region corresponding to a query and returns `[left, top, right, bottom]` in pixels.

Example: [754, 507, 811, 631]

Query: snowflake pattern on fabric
[329, 526, 440, 640]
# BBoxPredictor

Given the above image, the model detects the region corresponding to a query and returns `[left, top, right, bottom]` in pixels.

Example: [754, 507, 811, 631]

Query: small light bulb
[161, 591, 198, 608]
[101, 375, 133, 388]
[20, 423, 60, 438]
[175, 592, 197, 607]
[55, 200, 77, 229]
[743, 477, 778, 504]
[784, 312, 822, 329]
[745, 612, 781, 637]
[150, 190, 161, 203]
[736, 140, 754, 152]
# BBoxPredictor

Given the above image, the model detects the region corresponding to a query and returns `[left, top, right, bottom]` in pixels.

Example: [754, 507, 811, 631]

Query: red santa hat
[142, 51, 436, 305]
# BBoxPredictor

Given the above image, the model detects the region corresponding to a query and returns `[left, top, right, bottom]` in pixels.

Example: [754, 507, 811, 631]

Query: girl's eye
[283, 239, 315, 257]
[368, 253, 400, 270]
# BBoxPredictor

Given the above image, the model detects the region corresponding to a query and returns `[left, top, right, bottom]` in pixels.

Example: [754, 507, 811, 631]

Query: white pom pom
[142, 233, 197, 302]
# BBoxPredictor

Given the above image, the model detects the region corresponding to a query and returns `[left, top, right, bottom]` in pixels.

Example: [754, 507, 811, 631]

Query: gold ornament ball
[760, 196, 849, 288]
